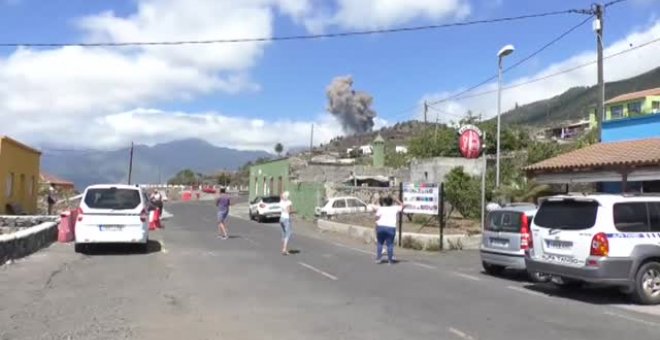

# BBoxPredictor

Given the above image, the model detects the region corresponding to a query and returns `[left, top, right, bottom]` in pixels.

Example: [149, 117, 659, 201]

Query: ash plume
[326, 76, 377, 134]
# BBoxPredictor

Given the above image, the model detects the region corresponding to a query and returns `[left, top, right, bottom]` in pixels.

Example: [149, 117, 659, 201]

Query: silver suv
[480, 203, 546, 280]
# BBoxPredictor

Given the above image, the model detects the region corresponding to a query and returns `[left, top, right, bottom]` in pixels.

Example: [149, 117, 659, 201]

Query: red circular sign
[458, 127, 483, 159]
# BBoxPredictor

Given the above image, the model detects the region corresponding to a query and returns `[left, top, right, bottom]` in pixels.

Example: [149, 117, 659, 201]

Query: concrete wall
[601, 113, 660, 143]
[0, 137, 41, 214]
[409, 157, 485, 184]
[0, 217, 59, 264]
[290, 182, 325, 220]
[296, 163, 409, 184]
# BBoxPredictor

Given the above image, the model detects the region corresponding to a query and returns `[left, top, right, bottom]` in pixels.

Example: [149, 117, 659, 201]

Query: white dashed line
[298, 262, 338, 281]
[506, 285, 549, 299]
[331, 242, 374, 256]
[453, 272, 481, 281]
[448, 327, 476, 340]
[412, 262, 437, 270]
[603, 311, 660, 327]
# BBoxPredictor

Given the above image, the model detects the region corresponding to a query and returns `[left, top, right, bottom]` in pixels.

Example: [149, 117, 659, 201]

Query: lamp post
[496, 44, 514, 188]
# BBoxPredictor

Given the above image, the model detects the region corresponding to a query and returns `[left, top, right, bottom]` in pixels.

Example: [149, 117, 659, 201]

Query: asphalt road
[2, 200, 660, 340]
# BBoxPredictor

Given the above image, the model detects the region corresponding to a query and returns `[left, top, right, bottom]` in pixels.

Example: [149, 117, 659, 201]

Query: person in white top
[375, 196, 404, 264]
[279, 191, 294, 255]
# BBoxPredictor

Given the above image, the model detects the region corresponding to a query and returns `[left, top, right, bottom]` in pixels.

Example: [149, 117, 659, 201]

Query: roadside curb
[0, 221, 59, 265]
[317, 219, 481, 251]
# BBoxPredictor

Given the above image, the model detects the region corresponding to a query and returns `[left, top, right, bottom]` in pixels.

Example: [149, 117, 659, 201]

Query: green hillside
[501, 67, 660, 127]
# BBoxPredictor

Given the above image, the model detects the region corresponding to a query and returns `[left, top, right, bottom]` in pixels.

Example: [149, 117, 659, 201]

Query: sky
[0, 0, 659, 153]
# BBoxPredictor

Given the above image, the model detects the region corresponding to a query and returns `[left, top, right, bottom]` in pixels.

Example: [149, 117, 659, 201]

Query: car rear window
[262, 196, 280, 203]
[485, 211, 526, 232]
[84, 188, 142, 210]
[534, 200, 598, 230]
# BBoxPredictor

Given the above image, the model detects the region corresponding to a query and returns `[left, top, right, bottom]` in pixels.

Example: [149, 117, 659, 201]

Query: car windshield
[534, 199, 598, 230]
[84, 188, 142, 210]
[262, 196, 280, 203]
[486, 211, 527, 232]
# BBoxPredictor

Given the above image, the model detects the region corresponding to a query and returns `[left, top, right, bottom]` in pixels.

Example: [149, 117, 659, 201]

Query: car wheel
[74, 243, 87, 254]
[633, 261, 660, 305]
[529, 271, 551, 283]
[257, 214, 264, 223]
[482, 261, 505, 276]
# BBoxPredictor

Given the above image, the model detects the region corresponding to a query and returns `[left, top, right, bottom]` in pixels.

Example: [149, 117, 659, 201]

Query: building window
[627, 101, 642, 116]
[19, 174, 25, 198]
[29, 176, 35, 197]
[610, 105, 624, 119]
[6, 173, 14, 198]
[652, 101, 660, 113]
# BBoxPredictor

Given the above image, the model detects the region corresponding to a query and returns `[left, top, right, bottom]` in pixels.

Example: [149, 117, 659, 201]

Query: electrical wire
[0, 9, 583, 48]
[427, 14, 594, 108]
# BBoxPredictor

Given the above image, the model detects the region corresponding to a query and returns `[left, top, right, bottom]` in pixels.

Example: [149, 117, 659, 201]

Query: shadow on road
[83, 240, 162, 256]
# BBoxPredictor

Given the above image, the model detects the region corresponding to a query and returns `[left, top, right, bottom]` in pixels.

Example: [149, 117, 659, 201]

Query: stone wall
[327, 185, 400, 205]
[0, 216, 58, 235]
[0, 219, 59, 265]
[409, 157, 486, 184]
[294, 163, 410, 184]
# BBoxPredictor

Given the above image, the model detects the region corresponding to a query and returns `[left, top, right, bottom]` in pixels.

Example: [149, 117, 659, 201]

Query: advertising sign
[402, 183, 440, 215]
[458, 125, 483, 159]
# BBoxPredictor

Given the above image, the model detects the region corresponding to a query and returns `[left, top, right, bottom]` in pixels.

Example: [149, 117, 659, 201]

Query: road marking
[160, 240, 168, 254]
[448, 327, 475, 340]
[604, 311, 660, 327]
[331, 242, 374, 256]
[412, 262, 437, 270]
[298, 262, 338, 281]
[453, 272, 481, 281]
[506, 285, 548, 298]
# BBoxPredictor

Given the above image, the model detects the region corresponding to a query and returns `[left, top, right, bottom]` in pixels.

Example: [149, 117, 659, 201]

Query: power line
[427, 14, 594, 108]
[426, 35, 660, 104]
[0, 9, 582, 48]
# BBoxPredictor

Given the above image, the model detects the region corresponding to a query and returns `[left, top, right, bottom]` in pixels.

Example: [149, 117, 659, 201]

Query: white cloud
[424, 20, 660, 123]
[303, 0, 470, 32]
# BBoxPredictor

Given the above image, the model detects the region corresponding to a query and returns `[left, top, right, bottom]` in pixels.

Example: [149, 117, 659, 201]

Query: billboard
[402, 183, 440, 215]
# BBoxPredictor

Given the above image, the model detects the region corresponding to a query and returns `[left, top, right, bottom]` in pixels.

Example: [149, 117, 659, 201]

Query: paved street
[2, 201, 660, 340]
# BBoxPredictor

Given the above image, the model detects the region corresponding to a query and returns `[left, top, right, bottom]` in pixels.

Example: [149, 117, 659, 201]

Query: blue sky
[1, 0, 659, 151]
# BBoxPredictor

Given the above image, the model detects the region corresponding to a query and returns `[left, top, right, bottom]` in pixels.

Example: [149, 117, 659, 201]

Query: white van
[74, 184, 150, 253]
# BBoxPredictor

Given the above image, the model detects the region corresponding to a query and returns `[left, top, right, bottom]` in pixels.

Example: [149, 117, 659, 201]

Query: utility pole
[434, 114, 439, 139]
[310, 123, 314, 155]
[128, 142, 134, 185]
[595, 3, 605, 142]
[423, 101, 428, 124]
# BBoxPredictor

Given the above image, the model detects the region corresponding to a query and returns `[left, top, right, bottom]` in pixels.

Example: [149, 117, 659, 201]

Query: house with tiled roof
[526, 87, 660, 193]
[40, 172, 75, 191]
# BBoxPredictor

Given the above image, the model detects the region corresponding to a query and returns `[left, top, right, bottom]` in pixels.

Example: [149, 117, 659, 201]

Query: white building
[395, 145, 408, 154]
[359, 145, 373, 155]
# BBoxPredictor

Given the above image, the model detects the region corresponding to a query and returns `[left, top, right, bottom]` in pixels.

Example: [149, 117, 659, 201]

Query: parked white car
[74, 184, 150, 253]
[315, 196, 375, 218]
[525, 194, 660, 305]
[249, 196, 282, 222]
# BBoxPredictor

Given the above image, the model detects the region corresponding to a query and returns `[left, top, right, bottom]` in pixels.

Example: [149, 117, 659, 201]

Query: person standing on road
[216, 188, 231, 239]
[375, 196, 404, 264]
[279, 191, 294, 255]
[151, 190, 164, 216]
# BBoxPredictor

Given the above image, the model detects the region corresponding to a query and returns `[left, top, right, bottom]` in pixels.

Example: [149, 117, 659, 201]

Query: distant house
[40, 172, 75, 191]
[542, 119, 592, 142]
[395, 145, 408, 154]
[605, 87, 660, 121]
[359, 145, 373, 155]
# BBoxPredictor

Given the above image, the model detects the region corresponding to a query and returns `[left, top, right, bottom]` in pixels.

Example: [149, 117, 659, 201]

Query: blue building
[526, 88, 660, 193]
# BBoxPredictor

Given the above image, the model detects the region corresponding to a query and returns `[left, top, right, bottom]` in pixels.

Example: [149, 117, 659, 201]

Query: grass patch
[401, 236, 424, 250]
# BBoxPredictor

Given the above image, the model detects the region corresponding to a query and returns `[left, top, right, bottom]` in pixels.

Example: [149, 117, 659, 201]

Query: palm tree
[494, 178, 552, 204]
[274, 143, 284, 157]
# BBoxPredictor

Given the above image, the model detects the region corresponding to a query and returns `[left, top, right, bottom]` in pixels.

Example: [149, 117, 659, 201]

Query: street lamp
[496, 44, 514, 188]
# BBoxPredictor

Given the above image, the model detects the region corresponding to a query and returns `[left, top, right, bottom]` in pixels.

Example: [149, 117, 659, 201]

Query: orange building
[0, 136, 41, 214]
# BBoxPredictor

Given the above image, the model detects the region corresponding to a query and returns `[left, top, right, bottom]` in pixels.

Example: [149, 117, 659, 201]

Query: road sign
[458, 125, 483, 159]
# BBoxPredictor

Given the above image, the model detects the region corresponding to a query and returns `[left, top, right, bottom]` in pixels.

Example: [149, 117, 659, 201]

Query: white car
[525, 194, 660, 305]
[315, 196, 375, 218]
[249, 196, 282, 222]
[74, 184, 150, 253]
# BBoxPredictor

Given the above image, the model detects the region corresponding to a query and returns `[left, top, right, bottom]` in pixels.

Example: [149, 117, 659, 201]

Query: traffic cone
[149, 210, 157, 230]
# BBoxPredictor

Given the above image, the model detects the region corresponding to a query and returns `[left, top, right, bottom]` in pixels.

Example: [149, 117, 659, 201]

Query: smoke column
[326, 76, 377, 134]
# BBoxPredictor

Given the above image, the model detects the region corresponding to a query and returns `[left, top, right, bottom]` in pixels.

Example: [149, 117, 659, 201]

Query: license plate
[541, 254, 582, 265]
[490, 238, 509, 247]
[100, 225, 123, 231]
[546, 240, 572, 249]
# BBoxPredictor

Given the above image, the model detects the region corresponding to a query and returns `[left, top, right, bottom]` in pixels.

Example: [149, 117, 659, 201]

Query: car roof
[84, 184, 141, 190]
[541, 193, 660, 204]
[331, 196, 362, 200]
[492, 205, 537, 214]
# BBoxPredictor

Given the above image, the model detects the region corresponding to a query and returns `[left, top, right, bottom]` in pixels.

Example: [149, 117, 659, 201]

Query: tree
[274, 143, 284, 157]
[444, 167, 482, 219]
[168, 169, 200, 185]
